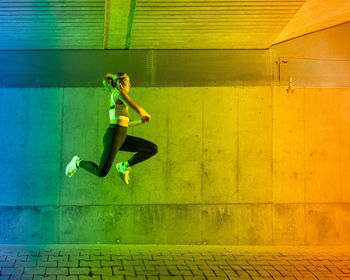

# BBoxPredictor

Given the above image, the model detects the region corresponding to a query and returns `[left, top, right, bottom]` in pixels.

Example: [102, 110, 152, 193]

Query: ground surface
[0, 245, 350, 280]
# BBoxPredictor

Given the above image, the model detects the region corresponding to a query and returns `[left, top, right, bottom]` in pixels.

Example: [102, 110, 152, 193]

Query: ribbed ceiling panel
[131, 0, 306, 49]
[0, 0, 105, 50]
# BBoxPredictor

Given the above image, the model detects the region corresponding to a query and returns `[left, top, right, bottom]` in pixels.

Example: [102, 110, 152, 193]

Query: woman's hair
[104, 72, 129, 90]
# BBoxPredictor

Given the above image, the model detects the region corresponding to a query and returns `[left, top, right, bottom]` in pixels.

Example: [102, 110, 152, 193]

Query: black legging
[79, 124, 158, 177]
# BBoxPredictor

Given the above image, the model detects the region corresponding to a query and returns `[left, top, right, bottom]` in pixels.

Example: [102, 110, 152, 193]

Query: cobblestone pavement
[1, 245, 350, 280]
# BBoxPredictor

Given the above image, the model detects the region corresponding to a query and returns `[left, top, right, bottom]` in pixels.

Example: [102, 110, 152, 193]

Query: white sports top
[109, 89, 129, 124]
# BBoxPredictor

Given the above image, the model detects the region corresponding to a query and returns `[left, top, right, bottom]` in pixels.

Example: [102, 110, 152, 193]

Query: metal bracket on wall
[275, 58, 288, 87]
[287, 75, 294, 94]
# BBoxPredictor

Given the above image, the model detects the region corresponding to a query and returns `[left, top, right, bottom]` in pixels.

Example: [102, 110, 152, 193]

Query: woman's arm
[118, 89, 151, 121]
[128, 120, 143, 128]
[118, 89, 141, 114]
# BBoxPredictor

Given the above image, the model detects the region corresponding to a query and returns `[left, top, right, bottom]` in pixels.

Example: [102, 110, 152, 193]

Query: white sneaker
[66, 155, 80, 178]
[116, 162, 131, 184]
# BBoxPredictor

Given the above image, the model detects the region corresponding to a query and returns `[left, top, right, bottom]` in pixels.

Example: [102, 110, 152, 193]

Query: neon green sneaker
[66, 155, 80, 178]
[116, 162, 131, 184]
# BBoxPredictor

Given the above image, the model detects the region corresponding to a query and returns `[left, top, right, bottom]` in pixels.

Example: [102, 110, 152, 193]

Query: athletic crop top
[109, 89, 129, 124]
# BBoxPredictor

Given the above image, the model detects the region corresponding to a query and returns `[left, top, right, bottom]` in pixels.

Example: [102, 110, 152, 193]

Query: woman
[65, 73, 158, 184]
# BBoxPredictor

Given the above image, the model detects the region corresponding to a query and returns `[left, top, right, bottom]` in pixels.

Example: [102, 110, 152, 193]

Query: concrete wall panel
[305, 89, 341, 203]
[238, 204, 273, 245]
[59, 205, 202, 244]
[273, 88, 305, 203]
[273, 204, 305, 245]
[0, 88, 62, 206]
[339, 90, 350, 202]
[203, 87, 238, 203]
[200, 205, 239, 245]
[238, 87, 273, 203]
[0, 206, 57, 244]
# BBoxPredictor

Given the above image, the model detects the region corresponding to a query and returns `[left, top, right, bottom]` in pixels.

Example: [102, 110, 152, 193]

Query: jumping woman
[65, 73, 158, 184]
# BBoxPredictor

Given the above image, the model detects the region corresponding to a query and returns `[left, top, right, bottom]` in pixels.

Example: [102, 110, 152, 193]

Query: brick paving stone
[157, 269, 172, 276]
[24, 267, 46, 275]
[228, 276, 251, 280]
[123, 260, 144, 265]
[90, 267, 113, 276]
[46, 267, 68, 275]
[100, 277, 123, 280]
[14, 261, 37, 268]
[112, 268, 136, 276]
[257, 270, 270, 277]
[200, 270, 216, 277]
[0, 267, 24, 275]
[48, 256, 68, 262]
[68, 256, 89, 261]
[57, 276, 78, 280]
[240, 265, 255, 270]
[33, 276, 56, 280]
[126, 276, 147, 280]
[12, 275, 33, 280]
[69, 267, 91, 275]
[222, 271, 238, 277]
[183, 276, 206, 280]
[268, 270, 283, 276]
[0, 261, 15, 267]
[58, 260, 79, 267]
[79, 260, 101, 267]
[145, 265, 157, 271]
[27, 257, 48, 262]
[159, 276, 183, 280]
[146, 276, 159, 280]
[165, 260, 186, 266]
[5, 256, 26, 262]
[134, 265, 147, 271]
[169, 270, 193, 276]
[36, 261, 57, 268]
[78, 276, 101, 280]
[111, 255, 132, 261]
[123, 265, 136, 271]
[90, 256, 111, 261]
[176, 265, 190, 271]
[100, 260, 122, 267]
[144, 260, 165, 266]
[236, 270, 251, 277]
[246, 270, 261, 277]
[186, 265, 198, 271]
[136, 270, 160, 276]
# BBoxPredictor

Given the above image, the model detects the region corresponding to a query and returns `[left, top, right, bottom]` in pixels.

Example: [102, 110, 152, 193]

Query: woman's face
[123, 78, 132, 91]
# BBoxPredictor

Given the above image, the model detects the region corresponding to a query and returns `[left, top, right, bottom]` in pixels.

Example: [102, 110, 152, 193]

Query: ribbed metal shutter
[131, 0, 306, 49]
[0, 0, 105, 50]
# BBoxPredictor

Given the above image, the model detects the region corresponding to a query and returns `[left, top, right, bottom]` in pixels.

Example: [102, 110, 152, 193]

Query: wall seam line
[58, 87, 65, 244]
[303, 88, 306, 246]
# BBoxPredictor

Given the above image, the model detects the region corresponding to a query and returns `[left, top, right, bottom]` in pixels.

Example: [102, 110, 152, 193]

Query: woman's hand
[141, 116, 150, 123]
[138, 107, 151, 123]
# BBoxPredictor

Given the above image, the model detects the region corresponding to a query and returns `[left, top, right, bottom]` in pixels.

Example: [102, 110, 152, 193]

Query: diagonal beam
[126, 0, 138, 49]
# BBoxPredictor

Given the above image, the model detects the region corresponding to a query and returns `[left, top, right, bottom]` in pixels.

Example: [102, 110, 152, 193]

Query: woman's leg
[79, 125, 127, 177]
[119, 135, 158, 166]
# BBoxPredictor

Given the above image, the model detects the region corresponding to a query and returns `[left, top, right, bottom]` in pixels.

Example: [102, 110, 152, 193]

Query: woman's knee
[150, 143, 158, 156]
[97, 169, 108, 178]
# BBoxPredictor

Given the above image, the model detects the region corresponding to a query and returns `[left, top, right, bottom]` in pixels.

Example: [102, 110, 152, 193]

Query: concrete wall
[1, 86, 350, 245]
